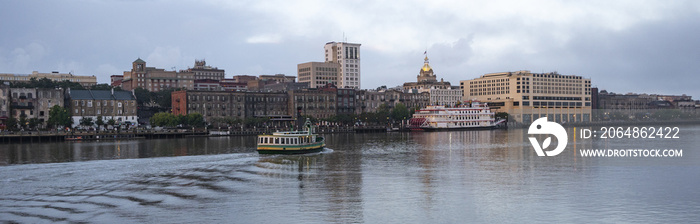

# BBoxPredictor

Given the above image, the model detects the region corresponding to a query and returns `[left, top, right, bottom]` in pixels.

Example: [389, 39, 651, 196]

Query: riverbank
[0, 126, 367, 144]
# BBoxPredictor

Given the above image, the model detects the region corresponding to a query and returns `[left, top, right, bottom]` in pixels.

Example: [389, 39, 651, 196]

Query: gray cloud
[0, 0, 698, 98]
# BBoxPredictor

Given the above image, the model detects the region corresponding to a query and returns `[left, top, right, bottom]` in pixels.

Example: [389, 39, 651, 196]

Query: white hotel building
[324, 42, 361, 89]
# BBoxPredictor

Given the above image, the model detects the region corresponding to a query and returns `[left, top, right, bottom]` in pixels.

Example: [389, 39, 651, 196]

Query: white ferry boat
[256, 118, 325, 154]
[408, 101, 505, 131]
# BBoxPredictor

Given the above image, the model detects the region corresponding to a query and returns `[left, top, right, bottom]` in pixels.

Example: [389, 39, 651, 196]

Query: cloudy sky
[1, 0, 699, 97]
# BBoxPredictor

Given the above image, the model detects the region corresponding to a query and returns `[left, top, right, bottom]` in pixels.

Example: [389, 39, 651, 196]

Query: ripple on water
[0, 152, 308, 223]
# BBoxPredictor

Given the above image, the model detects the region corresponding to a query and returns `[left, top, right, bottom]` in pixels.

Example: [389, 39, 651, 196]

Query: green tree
[134, 87, 152, 106]
[185, 113, 205, 127]
[376, 103, 390, 123]
[28, 118, 41, 130]
[57, 80, 85, 90]
[149, 112, 169, 127]
[155, 88, 181, 108]
[5, 117, 18, 131]
[391, 103, 410, 121]
[11, 77, 85, 90]
[107, 118, 116, 128]
[48, 105, 72, 128]
[95, 115, 105, 130]
[243, 116, 271, 128]
[90, 84, 113, 90]
[79, 117, 94, 128]
[18, 113, 27, 129]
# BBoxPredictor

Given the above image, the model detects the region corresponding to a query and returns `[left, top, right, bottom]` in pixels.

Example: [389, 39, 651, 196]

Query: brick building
[67, 89, 138, 127]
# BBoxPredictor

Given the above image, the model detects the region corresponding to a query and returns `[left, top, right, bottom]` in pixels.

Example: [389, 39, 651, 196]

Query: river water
[1, 125, 699, 223]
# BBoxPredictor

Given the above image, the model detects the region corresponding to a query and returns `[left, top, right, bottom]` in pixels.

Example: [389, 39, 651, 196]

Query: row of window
[75, 108, 133, 115]
[75, 100, 133, 107]
[0, 77, 86, 82]
[259, 136, 316, 145]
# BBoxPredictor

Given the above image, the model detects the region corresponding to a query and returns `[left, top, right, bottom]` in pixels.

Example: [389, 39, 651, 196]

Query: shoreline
[2, 120, 699, 143]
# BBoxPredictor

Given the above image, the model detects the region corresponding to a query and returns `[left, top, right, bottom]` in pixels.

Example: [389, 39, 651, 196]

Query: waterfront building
[121, 58, 194, 92]
[297, 62, 340, 88]
[325, 41, 361, 89]
[460, 70, 592, 124]
[36, 88, 65, 127]
[187, 60, 225, 81]
[355, 89, 430, 114]
[592, 89, 695, 119]
[428, 87, 462, 106]
[676, 99, 696, 111]
[67, 89, 138, 127]
[595, 89, 693, 110]
[9, 88, 38, 122]
[319, 84, 356, 116]
[288, 88, 338, 119]
[0, 85, 10, 129]
[172, 90, 246, 121]
[596, 90, 655, 110]
[7, 87, 64, 128]
[0, 71, 97, 87]
[172, 90, 290, 125]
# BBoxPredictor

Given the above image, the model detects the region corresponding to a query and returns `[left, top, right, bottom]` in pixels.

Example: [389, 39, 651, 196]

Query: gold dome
[421, 56, 432, 72]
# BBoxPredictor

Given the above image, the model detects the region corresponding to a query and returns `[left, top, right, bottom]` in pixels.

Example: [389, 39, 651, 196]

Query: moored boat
[408, 101, 506, 131]
[256, 119, 325, 154]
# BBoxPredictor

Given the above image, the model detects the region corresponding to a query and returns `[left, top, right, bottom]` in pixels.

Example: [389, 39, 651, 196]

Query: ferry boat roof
[269, 131, 313, 136]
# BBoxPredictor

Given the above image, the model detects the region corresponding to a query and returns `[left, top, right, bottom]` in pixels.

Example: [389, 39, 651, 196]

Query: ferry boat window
[275, 138, 279, 144]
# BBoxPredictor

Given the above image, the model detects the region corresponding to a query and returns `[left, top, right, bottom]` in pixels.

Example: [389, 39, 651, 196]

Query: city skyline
[1, 1, 699, 97]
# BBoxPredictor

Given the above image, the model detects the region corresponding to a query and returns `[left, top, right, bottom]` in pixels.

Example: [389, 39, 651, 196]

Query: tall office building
[324, 42, 361, 89]
[460, 70, 592, 124]
[297, 62, 340, 88]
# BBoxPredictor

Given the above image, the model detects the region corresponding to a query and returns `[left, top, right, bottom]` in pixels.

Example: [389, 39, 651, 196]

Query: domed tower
[417, 55, 437, 83]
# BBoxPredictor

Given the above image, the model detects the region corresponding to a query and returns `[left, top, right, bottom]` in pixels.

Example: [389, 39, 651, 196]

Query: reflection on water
[0, 126, 699, 223]
[0, 137, 257, 165]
